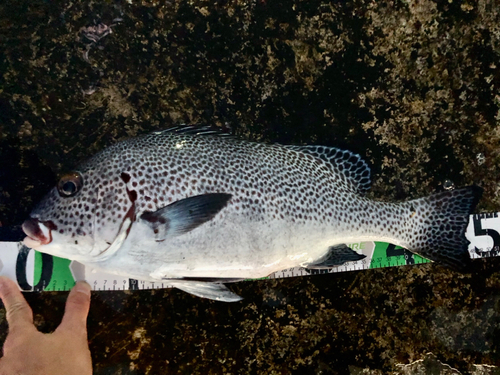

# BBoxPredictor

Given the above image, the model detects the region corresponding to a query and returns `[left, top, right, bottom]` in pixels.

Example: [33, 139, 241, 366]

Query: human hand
[0, 276, 92, 375]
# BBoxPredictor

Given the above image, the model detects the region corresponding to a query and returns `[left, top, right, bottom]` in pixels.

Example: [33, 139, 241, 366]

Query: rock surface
[1, 0, 500, 373]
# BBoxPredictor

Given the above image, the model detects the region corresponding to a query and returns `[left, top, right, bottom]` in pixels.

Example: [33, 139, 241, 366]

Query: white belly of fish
[84, 215, 335, 281]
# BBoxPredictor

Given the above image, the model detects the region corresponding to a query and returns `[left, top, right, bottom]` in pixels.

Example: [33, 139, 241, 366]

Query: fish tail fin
[403, 186, 482, 270]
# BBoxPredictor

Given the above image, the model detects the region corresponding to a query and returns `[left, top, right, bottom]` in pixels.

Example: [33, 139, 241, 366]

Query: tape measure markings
[1, 213, 498, 291]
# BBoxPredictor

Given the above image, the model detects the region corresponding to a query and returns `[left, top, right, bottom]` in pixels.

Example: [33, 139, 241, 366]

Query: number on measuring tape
[470, 213, 500, 257]
[386, 244, 415, 265]
[16, 245, 53, 291]
[472, 213, 500, 257]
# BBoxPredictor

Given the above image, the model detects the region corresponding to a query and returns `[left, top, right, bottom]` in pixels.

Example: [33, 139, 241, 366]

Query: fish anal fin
[140, 193, 232, 240]
[180, 277, 244, 283]
[167, 280, 243, 302]
[306, 244, 366, 269]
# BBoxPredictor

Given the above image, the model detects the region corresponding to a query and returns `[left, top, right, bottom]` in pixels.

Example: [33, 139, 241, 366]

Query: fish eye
[57, 172, 83, 197]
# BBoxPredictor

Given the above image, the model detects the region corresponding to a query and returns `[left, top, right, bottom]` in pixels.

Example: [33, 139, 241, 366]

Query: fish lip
[22, 218, 54, 247]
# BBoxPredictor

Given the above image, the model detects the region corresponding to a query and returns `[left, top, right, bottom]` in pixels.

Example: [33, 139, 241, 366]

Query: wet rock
[0, 0, 499, 373]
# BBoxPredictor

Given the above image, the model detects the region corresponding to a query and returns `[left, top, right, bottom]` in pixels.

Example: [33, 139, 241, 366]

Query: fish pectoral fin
[139, 193, 232, 240]
[305, 244, 366, 269]
[167, 280, 243, 302]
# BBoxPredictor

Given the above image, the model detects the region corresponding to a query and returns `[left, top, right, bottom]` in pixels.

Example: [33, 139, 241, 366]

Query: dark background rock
[1, 0, 499, 373]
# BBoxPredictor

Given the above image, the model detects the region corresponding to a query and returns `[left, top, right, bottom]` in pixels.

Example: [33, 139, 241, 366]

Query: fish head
[22, 163, 133, 261]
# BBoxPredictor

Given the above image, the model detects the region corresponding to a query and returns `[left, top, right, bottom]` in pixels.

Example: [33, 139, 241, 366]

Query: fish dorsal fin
[158, 125, 233, 137]
[284, 145, 371, 194]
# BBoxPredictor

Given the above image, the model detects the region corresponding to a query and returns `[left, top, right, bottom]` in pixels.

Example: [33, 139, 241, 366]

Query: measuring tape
[1, 213, 498, 291]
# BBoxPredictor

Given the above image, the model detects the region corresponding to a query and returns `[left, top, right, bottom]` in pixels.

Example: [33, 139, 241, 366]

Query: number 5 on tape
[467, 213, 500, 258]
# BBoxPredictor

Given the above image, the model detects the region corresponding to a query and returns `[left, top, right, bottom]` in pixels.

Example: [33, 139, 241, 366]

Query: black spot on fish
[120, 172, 131, 184]
[128, 190, 137, 203]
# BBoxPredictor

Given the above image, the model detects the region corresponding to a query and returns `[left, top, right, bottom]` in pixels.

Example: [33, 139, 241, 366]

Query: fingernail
[74, 281, 91, 296]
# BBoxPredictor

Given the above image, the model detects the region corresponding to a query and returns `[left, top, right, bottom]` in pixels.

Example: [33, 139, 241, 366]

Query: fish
[22, 126, 482, 301]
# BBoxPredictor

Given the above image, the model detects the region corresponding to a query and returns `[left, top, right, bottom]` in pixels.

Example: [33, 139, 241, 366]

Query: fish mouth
[22, 218, 54, 248]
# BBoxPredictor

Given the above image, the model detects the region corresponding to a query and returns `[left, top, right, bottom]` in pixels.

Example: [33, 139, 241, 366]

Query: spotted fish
[22, 127, 482, 301]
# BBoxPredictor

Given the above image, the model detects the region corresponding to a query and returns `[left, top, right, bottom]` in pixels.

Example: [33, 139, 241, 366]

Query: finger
[0, 276, 33, 330]
[57, 281, 91, 333]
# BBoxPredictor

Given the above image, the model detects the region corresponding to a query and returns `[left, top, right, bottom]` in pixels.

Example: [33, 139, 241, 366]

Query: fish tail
[403, 186, 482, 270]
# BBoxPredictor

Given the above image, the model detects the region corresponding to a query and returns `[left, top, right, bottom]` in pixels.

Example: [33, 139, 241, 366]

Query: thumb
[57, 281, 91, 333]
[0, 276, 33, 332]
